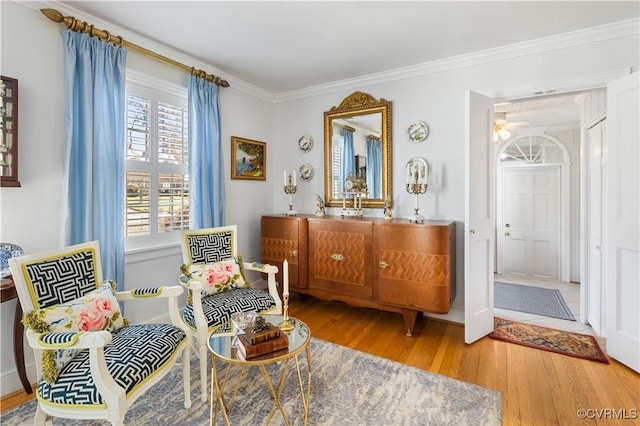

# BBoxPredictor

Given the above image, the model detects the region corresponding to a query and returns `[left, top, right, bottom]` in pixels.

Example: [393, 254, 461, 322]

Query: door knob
[505, 231, 511, 236]
[505, 223, 510, 228]
[379, 261, 389, 269]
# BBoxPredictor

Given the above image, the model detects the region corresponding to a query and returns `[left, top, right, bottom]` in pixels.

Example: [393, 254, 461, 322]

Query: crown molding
[21, 0, 276, 102]
[20, 1, 638, 104]
[274, 18, 639, 103]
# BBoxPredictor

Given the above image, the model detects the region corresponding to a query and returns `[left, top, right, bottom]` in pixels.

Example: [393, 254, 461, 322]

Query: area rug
[494, 281, 576, 321]
[1, 337, 502, 426]
[490, 317, 608, 363]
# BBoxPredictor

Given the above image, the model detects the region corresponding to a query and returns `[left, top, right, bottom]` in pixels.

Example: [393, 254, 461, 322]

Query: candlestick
[405, 158, 429, 223]
[278, 294, 295, 332]
[284, 172, 298, 215]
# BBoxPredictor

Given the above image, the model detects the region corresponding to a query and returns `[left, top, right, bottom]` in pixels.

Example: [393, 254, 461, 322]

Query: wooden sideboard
[261, 215, 455, 335]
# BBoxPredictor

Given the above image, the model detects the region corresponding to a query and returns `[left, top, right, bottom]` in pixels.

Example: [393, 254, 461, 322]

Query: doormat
[489, 317, 609, 363]
[495, 281, 576, 321]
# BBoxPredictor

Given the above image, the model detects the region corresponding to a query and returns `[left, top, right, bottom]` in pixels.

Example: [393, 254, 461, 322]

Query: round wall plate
[407, 121, 429, 143]
[299, 163, 314, 181]
[298, 134, 314, 152]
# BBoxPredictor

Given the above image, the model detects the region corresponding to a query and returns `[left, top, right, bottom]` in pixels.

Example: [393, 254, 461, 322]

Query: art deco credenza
[261, 214, 456, 336]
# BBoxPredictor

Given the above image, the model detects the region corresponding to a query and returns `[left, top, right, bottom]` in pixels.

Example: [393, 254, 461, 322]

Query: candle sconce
[405, 157, 429, 223]
[283, 170, 297, 215]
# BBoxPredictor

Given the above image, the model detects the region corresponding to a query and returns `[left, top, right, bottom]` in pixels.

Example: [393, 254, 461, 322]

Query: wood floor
[3, 295, 638, 425]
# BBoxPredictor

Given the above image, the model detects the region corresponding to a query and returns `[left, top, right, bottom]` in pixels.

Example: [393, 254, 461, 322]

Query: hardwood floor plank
[4, 295, 639, 426]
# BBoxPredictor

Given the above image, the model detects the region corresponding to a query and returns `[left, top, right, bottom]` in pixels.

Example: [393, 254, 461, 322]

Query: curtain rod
[41, 8, 230, 88]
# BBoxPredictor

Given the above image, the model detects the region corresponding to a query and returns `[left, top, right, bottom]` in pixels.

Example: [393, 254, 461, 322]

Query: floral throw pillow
[184, 256, 249, 296]
[22, 281, 127, 383]
[39, 282, 126, 333]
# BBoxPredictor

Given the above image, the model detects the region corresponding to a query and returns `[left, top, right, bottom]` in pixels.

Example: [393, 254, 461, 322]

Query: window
[499, 135, 566, 165]
[125, 75, 189, 249]
[332, 134, 343, 197]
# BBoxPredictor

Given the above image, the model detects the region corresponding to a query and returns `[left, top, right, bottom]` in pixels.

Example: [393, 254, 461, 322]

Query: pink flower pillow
[185, 257, 249, 296]
[36, 282, 126, 333]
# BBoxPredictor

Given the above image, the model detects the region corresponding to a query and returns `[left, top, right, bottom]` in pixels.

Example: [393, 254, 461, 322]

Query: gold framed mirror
[323, 91, 392, 208]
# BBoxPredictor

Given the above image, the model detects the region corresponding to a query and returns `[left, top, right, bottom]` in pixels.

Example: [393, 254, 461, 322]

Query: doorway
[493, 94, 586, 328]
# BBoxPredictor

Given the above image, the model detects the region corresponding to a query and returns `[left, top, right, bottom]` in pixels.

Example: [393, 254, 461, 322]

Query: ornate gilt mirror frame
[323, 91, 392, 208]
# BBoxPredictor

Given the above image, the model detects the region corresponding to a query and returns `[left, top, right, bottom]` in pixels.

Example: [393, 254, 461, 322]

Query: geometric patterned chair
[179, 225, 282, 402]
[9, 241, 191, 426]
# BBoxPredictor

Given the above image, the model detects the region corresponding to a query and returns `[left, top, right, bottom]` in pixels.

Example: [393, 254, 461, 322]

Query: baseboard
[426, 307, 464, 325]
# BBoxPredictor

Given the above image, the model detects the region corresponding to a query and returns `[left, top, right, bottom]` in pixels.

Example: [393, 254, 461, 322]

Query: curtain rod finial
[41, 8, 64, 24]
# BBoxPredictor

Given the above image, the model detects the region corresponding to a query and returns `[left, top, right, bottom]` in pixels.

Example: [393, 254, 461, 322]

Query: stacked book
[237, 321, 289, 359]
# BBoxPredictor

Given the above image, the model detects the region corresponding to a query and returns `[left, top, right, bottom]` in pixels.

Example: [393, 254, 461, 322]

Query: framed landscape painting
[231, 136, 266, 180]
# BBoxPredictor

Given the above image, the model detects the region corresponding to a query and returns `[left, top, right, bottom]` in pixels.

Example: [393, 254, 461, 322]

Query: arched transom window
[499, 135, 569, 165]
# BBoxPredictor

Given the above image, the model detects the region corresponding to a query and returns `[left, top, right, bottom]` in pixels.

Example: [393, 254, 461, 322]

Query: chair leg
[182, 344, 192, 409]
[34, 403, 47, 425]
[199, 343, 208, 403]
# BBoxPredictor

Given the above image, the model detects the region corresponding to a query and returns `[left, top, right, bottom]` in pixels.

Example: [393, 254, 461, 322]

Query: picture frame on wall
[231, 136, 266, 180]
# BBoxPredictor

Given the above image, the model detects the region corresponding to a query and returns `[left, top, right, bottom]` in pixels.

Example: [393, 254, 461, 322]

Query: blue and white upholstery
[9, 241, 192, 426]
[179, 225, 282, 402]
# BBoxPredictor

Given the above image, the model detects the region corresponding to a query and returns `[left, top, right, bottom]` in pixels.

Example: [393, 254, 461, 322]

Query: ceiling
[53, 1, 637, 131]
[57, 1, 639, 96]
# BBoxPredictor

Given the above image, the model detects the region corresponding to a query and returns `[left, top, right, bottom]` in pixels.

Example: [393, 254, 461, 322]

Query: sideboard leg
[401, 309, 419, 337]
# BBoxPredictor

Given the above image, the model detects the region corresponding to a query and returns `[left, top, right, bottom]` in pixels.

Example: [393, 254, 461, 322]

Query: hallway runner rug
[489, 317, 609, 363]
[494, 281, 576, 321]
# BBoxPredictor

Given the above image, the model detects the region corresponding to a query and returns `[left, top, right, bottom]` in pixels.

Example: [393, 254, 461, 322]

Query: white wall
[1, 0, 638, 396]
[0, 1, 274, 395]
[272, 32, 639, 325]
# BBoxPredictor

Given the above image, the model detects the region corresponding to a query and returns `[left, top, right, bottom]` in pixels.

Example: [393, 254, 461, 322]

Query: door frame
[580, 111, 607, 330]
[465, 69, 630, 343]
[495, 134, 571, 281]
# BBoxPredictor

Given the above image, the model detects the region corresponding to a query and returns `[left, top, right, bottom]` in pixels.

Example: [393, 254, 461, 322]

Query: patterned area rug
[494, 281, 576, 321]
[1, 337, 502, 425]
[490, 317, 609, 363]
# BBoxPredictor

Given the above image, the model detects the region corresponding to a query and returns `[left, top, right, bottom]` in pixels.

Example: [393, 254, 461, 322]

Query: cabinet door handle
[379, 261, 389, 269]
[331, 253, 345, 261]
[292, 250, 298, 258]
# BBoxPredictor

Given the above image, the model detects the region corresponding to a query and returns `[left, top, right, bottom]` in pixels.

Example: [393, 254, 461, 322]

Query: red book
[237, 332, 289, 359]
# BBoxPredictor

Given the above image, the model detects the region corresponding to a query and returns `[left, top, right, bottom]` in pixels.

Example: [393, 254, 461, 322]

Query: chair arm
[178, 275, 204, 292]
[26, 329, 126, 405]
[25, 329, 112, 350]
[243, 262, 282, 314]
[115, 285, 184, 301]
[115, 286, 187, 333]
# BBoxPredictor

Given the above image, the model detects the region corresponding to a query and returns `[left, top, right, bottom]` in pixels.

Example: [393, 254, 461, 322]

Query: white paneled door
[464, 91, 495, 344]
[501, 167, 560, 280]
[605, 72, 639, 373]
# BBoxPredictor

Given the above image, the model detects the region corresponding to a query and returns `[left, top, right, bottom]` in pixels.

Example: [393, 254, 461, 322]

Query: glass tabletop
[207, 314, 310, 364]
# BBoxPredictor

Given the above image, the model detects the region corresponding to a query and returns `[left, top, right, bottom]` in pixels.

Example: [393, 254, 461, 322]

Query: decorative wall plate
[298, 134, 314, 152]
[299, 163, 314, 181]
[407, 121, 429, 143]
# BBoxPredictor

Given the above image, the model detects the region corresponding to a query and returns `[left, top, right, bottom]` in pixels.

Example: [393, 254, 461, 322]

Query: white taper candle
[283, 259, 289, 296]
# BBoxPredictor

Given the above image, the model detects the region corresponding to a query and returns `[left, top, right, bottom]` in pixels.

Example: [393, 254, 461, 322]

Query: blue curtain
[342, 129, 355, 196]
[188, 75, 224, 228]
[61, 30, 127, 290]
[366, 137, 382, 198]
